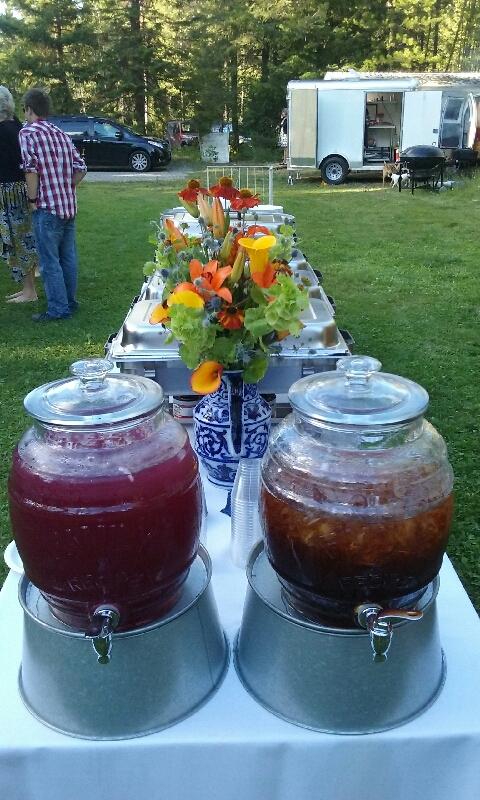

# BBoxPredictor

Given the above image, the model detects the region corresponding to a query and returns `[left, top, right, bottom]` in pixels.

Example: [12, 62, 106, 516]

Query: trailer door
[463, 94, 477, 148]
[289, 87, 318, 167]
[317, 89, 364, 168]
[401, 91, 443, 149]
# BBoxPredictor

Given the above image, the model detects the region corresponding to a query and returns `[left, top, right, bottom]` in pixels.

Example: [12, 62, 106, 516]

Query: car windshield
[120, 124, 142, 137]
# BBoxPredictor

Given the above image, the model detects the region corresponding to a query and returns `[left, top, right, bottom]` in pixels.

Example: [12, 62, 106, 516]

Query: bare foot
[6, 293, 38, 303]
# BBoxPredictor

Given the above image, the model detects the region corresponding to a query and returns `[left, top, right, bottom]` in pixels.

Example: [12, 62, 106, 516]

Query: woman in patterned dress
[0, 85, 38, 302]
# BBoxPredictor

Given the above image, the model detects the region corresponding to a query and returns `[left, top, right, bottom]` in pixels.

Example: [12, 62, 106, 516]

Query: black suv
[49, 115, 171, 172]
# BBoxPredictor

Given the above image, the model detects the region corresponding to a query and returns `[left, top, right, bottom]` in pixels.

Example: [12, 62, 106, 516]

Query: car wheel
[320, 156, 348, 185]
[129, 150, 151, 172]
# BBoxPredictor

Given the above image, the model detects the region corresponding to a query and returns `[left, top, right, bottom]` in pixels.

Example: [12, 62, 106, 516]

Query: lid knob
[70, 359, 113, 394]
[337, 356, 381, 394]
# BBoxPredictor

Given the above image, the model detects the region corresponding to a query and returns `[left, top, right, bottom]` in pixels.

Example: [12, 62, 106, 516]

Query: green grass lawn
[1, 173, 479, 611]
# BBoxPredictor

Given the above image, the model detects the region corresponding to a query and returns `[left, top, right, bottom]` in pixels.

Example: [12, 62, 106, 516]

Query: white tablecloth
[1, 478, 480, 800]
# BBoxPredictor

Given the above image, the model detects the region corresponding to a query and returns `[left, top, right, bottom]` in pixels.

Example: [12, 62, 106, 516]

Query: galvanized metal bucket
[235, 544, 446, 734]
[19, 546, 229, 739]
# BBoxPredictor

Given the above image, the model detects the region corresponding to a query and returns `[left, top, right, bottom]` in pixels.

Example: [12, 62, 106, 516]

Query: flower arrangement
[146, 177, 308, 394]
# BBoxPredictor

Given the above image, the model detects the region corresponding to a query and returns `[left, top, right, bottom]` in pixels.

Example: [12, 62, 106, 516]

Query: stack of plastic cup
[230, 458, 262, 568]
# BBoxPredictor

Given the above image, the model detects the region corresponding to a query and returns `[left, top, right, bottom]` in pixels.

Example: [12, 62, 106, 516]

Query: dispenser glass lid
[288, 355, 429, 426]
[24, 359, 164, 427]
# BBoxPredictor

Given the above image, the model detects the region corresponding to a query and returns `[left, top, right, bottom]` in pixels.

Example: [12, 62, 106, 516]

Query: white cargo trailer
[287, 72, 480, 184]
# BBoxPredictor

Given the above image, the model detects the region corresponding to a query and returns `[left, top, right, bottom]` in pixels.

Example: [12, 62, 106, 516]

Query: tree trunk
[54, 17, 72, 111]
[261, 37, 270, 82]
[445, 0, 469, 69]
[129, 0, 147, 133]
[433, 0, 442, 56]
[230, 46, 239, 149]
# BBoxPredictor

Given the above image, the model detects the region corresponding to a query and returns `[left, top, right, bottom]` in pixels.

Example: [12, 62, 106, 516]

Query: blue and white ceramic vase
[193, 372, 271, 487]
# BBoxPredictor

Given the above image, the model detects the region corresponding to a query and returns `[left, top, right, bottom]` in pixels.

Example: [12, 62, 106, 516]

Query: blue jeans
[32, 209, 78, 318]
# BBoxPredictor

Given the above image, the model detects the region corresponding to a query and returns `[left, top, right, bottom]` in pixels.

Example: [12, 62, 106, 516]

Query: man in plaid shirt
[19, 88, 87, 322]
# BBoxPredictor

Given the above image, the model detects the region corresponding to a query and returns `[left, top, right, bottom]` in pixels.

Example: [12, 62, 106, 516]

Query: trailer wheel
[321, 156, 348, 185]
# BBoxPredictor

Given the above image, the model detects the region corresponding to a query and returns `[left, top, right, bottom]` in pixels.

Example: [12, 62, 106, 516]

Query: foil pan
[107, 292, 350, 394]
[139, 249, 325, 303]
[160, 204, 296, 236]
[108, 245, 348, 395]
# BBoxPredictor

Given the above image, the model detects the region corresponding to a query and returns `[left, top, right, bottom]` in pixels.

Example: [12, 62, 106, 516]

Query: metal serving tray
[139, 248, 326, 305]
[160, 204, 296, 237]
[107, 289, 350, 394]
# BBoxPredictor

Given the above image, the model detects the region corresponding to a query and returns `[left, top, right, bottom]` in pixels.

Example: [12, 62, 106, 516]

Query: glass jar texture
[8, 362, 202, 631]
[261, 408, 454, 622]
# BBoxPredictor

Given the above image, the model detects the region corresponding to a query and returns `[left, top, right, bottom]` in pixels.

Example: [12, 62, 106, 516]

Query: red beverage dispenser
[9, 359, 202, 632]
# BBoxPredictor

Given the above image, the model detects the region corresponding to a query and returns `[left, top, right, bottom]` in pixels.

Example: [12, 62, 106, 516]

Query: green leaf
[168, 305, 215, 368]
[243, 354, 269, 383]
[264, 275, 308, 332]
[287, 319, 303, 336]
[208, 335, 239, 366]
[143, 261, 157, 276]
[249, 284, 268, 306]
[244, 307, 272, 338]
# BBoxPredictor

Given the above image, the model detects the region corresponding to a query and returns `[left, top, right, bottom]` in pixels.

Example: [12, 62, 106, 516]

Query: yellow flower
[149, 302, 170, 324]
[167, 290, 205, 309]
[191, 361, 223, 394]
[237, 235, 276, 274]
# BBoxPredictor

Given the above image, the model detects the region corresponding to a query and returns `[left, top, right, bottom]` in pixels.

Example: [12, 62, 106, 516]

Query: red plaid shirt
[19, 119, 87, 219]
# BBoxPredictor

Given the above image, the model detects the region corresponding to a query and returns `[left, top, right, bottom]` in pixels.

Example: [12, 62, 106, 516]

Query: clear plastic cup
[230, 458, 262, 568]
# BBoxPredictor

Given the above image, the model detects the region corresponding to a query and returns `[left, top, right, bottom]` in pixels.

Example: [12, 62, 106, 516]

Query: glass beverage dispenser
[260, 356, 454, 625]
[9, 359, 203, 632]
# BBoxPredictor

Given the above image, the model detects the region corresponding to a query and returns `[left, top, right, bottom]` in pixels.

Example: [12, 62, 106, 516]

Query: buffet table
[1, 477, 480, 800]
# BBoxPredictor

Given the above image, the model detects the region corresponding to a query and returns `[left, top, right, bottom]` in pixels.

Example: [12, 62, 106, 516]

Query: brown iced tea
[261, 484, 453, 617]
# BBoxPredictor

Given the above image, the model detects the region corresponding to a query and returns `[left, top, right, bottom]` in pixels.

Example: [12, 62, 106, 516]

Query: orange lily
[164, 218, 188, 251]
[218, 230, 234, 265]
[228, 248, 246, 284]
[217, 306, 245, 330]
[228, 229, 246, 265]
[211, 197, 228, 239]
[172, 281, 200, 295]
[149, 302, 170, 324]
[251, 262, 276, 289]
[237, 235, 276, 274]
[191, 361, 223, 394]
[197, 193, 212, 226]
[230, 189, 260, 210]
[189, 259, 233, 304]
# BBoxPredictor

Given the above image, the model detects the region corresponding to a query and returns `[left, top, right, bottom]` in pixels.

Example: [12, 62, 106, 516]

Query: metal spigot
[355, 603, 423, 663]
[91, 607, 120, 665]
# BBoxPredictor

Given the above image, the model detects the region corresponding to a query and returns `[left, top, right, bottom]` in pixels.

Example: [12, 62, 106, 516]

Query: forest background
[1, 1, 480, 148]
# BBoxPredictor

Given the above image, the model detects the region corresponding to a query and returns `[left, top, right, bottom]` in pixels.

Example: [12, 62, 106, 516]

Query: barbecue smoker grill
[399, 145, 446, 194]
